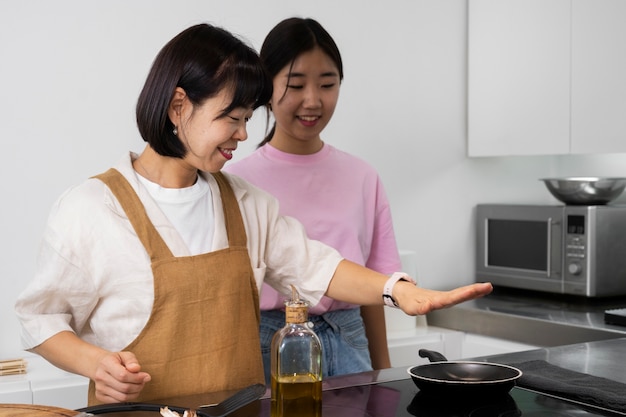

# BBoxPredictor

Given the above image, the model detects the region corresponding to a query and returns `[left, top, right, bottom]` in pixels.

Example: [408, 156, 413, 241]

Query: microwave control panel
[565, 215, 586, 278]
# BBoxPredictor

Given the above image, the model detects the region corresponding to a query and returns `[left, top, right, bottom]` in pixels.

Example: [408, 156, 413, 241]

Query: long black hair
[257, 18, 343, 147]
[136, 23, 272, 158]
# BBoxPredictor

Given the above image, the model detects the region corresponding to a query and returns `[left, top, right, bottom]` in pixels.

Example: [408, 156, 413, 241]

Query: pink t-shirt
[224, 143, 402, 315]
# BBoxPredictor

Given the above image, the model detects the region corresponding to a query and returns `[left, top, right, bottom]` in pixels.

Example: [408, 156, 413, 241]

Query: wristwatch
[382, 272, 416, 308]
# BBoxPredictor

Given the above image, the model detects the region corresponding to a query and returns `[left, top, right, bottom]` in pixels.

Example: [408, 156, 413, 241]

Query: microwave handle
[546, 218, 551, 277]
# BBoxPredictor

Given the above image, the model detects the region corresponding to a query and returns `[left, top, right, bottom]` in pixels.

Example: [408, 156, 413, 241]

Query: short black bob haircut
[136, 23, 273, 158]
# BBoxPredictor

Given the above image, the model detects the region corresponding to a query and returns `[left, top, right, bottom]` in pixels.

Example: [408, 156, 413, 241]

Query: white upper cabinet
[468, 0, 571, 156]
[468, 0, 626, 157]
[571, 0, 626, 154]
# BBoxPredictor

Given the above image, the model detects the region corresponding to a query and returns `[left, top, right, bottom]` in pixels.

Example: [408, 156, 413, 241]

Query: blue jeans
[259, 308, 373, 384]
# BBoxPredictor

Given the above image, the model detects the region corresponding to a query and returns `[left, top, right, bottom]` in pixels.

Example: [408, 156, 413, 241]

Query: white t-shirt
[137, 173, 214, 254]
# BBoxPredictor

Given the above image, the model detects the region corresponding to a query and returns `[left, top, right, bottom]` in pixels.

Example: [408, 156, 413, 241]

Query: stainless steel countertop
[328, 336, 626, 387]
[426, 287, 626, 346]
[473, 337, 626, 385]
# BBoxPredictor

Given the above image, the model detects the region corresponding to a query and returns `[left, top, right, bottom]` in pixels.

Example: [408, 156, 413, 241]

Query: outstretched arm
[326, 260, 492, 315]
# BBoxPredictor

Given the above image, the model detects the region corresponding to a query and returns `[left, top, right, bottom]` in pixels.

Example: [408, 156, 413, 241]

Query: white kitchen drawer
[27, 355, 88, 409]
[461, 333, 538, 358]
[387, 326, 466, 367]
[0, 353, 89, 408]
[31, 376, 88, 409]
[0, 377, 31, 404]
[388, 331, 444, 368]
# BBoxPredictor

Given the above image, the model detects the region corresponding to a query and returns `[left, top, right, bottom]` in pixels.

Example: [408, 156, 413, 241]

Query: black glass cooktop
[79, 376, 624, 417]
[255, 378, 623, 417]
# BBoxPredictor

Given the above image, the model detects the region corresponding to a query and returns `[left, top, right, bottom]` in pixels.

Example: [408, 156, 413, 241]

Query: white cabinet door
[461, 333, 538, 358]
[571, 0, 626, 154]
[468, 0, 571, 156]
[0, 379, 31, 404]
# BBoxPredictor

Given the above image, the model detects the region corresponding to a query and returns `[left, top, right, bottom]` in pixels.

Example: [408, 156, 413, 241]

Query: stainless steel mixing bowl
[540, 177, 626, 205]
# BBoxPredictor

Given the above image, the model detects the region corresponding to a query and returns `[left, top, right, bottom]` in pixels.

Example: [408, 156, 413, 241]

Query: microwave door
[476, 205, 564, 293]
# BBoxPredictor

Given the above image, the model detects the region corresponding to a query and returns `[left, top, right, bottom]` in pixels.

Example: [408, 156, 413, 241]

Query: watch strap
[382, 272, 416, 308]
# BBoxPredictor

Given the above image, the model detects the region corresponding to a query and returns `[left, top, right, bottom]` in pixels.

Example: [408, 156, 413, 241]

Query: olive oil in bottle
[270, 286, 322, 417]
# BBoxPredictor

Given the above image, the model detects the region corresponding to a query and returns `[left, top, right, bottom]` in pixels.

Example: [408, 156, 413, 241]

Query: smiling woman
[224, 17, 400, 383]
[15, 23, 279, 405]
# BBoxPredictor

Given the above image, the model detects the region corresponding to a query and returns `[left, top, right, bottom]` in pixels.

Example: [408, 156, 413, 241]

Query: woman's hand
[394, 281, 493, 316]
[92, 351, 152, 403]
[33, 331, 151, 403]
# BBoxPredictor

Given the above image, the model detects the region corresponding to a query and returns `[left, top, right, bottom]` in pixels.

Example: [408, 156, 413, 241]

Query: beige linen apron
[87, 168, 264, 405]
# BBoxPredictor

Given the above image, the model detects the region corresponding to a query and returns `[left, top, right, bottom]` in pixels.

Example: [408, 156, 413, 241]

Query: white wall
[2, 0, 626, 359]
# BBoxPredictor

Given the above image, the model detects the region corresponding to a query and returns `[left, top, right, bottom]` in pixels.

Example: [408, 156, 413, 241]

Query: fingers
[93, 351, 151, 403]
[399, 282, 493, 316]
[446, 282, 492, 304]
[457, 282, 493, 300]
[119, 351, 145, 374]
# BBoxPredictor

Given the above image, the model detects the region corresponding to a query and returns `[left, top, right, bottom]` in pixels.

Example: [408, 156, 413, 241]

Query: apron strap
[93, 169, 248, 259]
[93, 168, 172, 260]
[212, 171, 247, 248]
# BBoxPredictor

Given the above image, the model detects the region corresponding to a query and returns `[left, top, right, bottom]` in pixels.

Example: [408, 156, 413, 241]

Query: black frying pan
[407, 349, 522, 397]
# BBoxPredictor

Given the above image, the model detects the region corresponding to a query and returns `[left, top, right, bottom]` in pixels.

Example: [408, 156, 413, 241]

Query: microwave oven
[476, 204, 626, 297]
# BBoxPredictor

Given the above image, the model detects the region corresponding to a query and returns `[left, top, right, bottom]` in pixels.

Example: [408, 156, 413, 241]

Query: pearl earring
[173, 126, 178, 135]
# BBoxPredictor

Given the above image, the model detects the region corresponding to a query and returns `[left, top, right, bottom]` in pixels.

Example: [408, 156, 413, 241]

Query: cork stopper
[284, 285, 309, 324]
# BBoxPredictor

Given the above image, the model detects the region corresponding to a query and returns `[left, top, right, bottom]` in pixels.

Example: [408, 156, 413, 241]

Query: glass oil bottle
[270, 285, 322, 417]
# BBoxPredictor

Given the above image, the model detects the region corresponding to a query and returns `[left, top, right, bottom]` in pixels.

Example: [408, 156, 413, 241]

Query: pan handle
[76, 402, 210, 417]
[418, 349, 448, 363]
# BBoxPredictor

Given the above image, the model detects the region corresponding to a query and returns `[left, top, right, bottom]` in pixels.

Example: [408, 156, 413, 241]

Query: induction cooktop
[80, 376, 624, 416]
[256, 377, 624, 417]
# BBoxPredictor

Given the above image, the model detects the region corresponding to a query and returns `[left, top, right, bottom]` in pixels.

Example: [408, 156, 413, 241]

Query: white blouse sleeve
[15, 201, 99, 350]
[15, 175, 156, 352]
